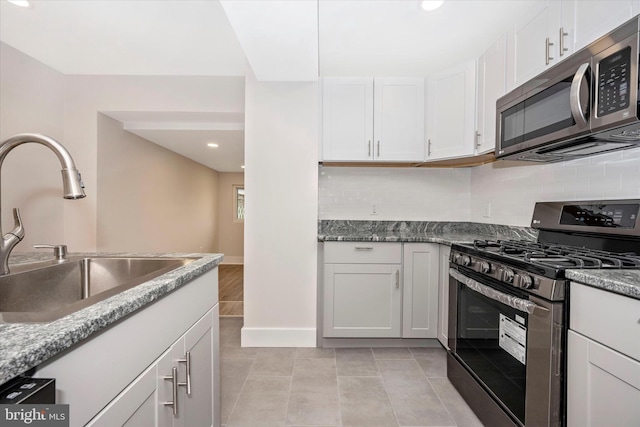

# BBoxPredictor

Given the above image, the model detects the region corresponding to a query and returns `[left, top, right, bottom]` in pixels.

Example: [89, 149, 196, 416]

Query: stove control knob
[503, 268, 515, 283]
[518, 274, 534, 289]
[461, 255, 472, 266]
[453, 253, 462, 264]
[480, 261, 492, 273]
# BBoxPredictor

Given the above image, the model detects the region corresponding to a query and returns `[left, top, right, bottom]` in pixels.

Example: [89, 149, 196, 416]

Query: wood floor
[219, 264, 243, 316]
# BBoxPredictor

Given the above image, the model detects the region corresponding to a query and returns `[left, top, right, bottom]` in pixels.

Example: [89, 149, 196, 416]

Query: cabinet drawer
[324, 242, 402, 264]
[570, 283, 640, 361]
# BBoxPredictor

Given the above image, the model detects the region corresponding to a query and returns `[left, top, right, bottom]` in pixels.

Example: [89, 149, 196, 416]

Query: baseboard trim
[220, 256, 243, 265]
[241, 327, 317, 347]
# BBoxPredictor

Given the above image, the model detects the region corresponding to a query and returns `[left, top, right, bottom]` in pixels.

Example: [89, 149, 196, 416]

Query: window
[233, 185, 244, 221]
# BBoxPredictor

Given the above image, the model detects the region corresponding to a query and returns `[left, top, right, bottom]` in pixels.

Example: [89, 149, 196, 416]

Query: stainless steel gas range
[447, 199, 640, 427]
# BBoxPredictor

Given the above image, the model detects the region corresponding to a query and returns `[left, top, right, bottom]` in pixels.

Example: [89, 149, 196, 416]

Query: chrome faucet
[0, 133, 86, 275]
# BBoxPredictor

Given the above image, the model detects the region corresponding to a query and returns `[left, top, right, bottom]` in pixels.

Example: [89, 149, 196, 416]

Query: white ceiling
[0, 0, 546, 171]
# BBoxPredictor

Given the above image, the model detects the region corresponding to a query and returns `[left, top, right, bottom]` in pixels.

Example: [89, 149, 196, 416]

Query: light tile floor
[220, 317, 484, 427]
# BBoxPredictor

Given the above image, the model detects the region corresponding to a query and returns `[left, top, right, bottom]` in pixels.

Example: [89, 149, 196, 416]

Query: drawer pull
[395, 270, 400, 289]
[354, 247, 374, 250]
[163, 367, 178, 416]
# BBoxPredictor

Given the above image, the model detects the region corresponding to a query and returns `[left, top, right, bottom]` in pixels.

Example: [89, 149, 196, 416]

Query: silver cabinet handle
[545, 37, 554, 65]
[395, 270, 399, 289]
[368, 140, 371, 157]
[427, 139, 432, 157]
[354, 246, 374, 250]
[164, 366, 178, 416]
[177, 351, 192, 395]
[559, 27, 568, 56]
[377, 141, 380, 158]
[475, 131, 482, 149]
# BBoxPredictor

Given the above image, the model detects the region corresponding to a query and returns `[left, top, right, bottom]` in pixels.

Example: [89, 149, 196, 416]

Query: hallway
[219, 264, 243, 317]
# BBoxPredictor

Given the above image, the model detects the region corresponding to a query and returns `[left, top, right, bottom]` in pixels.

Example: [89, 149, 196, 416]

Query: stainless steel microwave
[496, 15, 640, 162]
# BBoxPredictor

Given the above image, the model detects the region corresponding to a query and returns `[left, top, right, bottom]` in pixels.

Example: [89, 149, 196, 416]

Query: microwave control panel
[597, 46, 631, 117]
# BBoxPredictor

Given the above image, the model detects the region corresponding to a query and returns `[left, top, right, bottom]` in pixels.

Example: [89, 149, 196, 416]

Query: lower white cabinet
[437, 245, 451, 348]
[402, 243, 439, 338]
[322, 242, 440, 339]
[35, 267, 220, 427]
[567, 283, 640, 426]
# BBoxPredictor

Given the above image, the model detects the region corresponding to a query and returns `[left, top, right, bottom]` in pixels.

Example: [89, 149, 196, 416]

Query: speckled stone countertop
[0, 252, 223, 386]
[566, 269, 640, 300]
[319, 220, 640, 300]
[318, 220, 538, 245]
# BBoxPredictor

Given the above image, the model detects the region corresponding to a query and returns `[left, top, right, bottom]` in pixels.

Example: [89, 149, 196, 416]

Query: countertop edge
[566, 269, 640, 300]
[0, 252, 223, 385]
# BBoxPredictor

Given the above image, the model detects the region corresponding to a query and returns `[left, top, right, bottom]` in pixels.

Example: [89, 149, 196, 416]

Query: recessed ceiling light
[207, 143, 219, 148]
[241, 165, 245, 169]
[7, 0, 31, 7]
[420, 0, 444, 11]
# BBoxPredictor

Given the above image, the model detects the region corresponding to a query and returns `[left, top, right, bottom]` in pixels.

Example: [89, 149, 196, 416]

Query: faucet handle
[34, 244, 68, 261]
[10, 208, 24, 240]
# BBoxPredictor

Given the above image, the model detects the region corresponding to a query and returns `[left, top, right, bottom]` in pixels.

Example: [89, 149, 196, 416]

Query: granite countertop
[318, 220, 538, 244]
[566, 269, 640, 300]
[0, 252, 223, 385]
[318, 220, 640, 300]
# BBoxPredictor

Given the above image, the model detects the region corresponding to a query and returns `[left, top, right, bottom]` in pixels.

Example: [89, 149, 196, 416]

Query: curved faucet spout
[0, 133, 86, 274]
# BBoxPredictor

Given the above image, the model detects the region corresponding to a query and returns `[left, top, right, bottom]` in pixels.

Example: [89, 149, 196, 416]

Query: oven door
[448, 266, 564, 427]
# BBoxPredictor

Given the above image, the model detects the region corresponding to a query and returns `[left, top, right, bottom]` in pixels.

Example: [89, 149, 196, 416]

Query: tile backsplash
[319, 147, 640, 226]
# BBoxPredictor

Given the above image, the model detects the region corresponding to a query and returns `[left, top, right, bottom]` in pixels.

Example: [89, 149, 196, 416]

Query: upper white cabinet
[426, 60, 476, 160]
[322, 77, 425, 162]
[508, 0, 638, 91]
[508, 0, 562, 89]
[476, 34, 507, 155]
[562, 1, 636, 55]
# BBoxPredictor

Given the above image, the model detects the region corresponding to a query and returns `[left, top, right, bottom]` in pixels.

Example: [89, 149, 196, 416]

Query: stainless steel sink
[0, 256, 195, 323]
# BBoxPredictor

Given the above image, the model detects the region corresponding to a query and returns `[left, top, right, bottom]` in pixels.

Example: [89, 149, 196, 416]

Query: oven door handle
[450, 269, 549, 315]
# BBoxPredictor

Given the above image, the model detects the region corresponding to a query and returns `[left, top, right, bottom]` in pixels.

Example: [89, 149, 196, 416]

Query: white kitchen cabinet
[402, 243, 439, 338]
[35, 267, 220, 427]
[508, 1, 636, 91]
[90, 308, 218, 427]
[561, 1, 635, 56]
[323, 242, 402, 338]
[426, 60, 476, 160]
[508, 0, 562, 89]
[437, 245, 451, 349]
[87, 362, 158, 427]
[476, 34, 506, 155]
[567, 283, 640, 426]
[322, 77, 425, 162]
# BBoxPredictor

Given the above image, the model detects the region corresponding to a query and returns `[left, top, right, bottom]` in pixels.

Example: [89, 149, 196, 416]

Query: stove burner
[471, 239, 640, 270]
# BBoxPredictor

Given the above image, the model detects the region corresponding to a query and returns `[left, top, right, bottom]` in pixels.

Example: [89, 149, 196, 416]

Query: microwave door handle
[569, 63, 590, 126]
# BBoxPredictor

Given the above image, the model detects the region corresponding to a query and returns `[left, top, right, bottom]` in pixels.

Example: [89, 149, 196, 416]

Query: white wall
[243, 73, 318, 347]
[318, 166, 471, 220]
[63, 74, 245, 251]
[97, 114, 220, 253]
[470, 149, 640, 225]
[0, 42, 70, 252]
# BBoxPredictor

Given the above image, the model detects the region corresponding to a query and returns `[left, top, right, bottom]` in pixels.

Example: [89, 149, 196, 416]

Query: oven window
[456, 282, 527, 424]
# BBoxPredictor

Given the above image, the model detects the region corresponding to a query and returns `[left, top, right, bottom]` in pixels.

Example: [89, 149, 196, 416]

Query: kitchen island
[0, 251, 222, 427]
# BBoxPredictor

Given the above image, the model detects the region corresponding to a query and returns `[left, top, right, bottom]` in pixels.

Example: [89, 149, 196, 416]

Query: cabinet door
[427, 60, 476, 160]
[373, 78, 425, 161]
[323, 263, 402, 338]
[437, 245, 451, 349]
[561, 1, 634, 55]
[476, 35, 506, 155]
[180, 309, 215, 427]
[322, 77, 374, 161]
[567, 331, 640, 427]
[87, 363, 157, 427]
[510, 1, 561, 88]
[402, 243, 439, 338]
